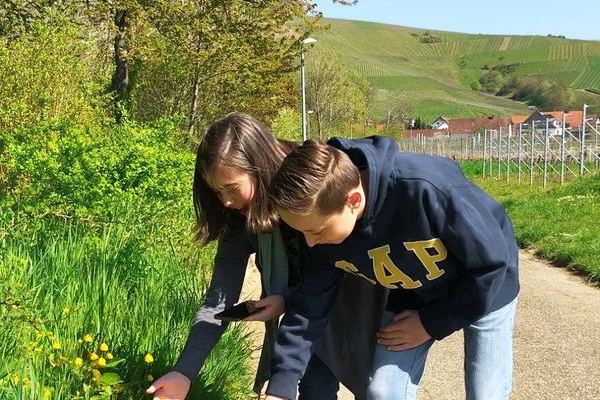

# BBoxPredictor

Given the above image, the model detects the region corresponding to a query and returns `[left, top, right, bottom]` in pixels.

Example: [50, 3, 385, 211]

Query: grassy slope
[315, 19, 600, 123]
[462, 162, 600, 282]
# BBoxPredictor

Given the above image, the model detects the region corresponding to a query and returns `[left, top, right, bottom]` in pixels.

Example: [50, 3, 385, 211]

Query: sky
[314, 0, 600, 41]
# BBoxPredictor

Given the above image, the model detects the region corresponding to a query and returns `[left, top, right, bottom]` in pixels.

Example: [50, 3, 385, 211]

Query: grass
[0, 206, 254, 400]
[315, 18, 600, 123]
[462, 161, 600, 282]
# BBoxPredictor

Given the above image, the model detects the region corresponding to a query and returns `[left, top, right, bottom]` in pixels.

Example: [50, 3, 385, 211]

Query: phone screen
[214, 301, 262, 321]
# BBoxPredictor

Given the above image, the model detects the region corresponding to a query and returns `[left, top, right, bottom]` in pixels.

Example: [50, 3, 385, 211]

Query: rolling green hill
[314, 19, 600, 123]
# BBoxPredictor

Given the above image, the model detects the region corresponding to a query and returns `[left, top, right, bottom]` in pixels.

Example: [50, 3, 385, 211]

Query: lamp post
[301, 37, 317, 141]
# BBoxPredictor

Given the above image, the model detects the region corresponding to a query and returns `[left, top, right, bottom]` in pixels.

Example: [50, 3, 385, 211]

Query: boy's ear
[347, 190, 362, 209]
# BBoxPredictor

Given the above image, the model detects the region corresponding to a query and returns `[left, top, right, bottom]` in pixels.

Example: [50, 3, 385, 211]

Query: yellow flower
[144, 353, 154, 364]
[63, 306, 71, 314]
[147, 374, 154, 382]
[9, 372, 20, 384]
[43, 387, 52, 400]
[97, 357, 107, 367]
[91, 369, 101, 381]
[100, 342, 109, 352]
[89, 352, 99, 361]
[36, 331, 45, 338]
[106, 352, 113, 360]
[52, 342, 61, 350]
[83, 334, 93, 343]
[74, 357, 83, 366]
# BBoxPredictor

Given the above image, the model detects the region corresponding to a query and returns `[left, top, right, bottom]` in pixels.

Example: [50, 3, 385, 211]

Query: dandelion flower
[9, 373, 20, 384]
[97, 357, 107, 367]
[43, 387, 52, 400]
[100, 342, 109, 352]
[89, 352, 99, 361]
[74, 357, 83, 366]
[144, 353, 154, 364]
[36, 331, 45, 338]
[63, 307, 71, 314]
[106, 352, 113, 360]
[83, 334, 93, 343]
[52, 342, 61, 350]
[147, 375, 154, 382]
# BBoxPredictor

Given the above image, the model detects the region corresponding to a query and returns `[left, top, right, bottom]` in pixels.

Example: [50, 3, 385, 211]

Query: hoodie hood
[327, 135, 399, 228]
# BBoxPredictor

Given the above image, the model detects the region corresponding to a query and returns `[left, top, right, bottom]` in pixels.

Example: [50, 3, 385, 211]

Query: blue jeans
[298, 353, 340, 400]
[367, 298, 518, 400]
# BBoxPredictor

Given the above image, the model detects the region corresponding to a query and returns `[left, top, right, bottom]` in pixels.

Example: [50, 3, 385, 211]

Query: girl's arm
[172, 226, 253, 381]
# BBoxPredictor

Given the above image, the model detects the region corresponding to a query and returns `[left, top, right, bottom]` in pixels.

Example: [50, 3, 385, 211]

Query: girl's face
[207, 164, 256, 216]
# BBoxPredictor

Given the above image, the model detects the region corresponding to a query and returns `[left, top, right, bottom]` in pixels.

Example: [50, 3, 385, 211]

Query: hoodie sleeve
[419, 183, 516, 340]
[172, 226, 252, 381]
[266, 249, 344, 399]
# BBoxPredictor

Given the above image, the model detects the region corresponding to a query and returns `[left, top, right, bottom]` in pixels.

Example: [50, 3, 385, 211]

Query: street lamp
[301, 37, 317, 141]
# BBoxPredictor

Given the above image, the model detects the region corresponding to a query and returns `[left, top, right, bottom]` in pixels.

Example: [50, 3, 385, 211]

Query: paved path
[241, 250, 600, 399]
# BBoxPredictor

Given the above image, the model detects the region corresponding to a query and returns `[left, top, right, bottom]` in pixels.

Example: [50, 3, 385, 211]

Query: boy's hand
[265, 396, 287, 400]
[243, 295, 285, 322]
[146, 370, 191, 400]
[376, 310, 431, 351]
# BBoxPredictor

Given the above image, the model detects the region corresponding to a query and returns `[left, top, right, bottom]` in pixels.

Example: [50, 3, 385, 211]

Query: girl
[146, 113, 387, 400]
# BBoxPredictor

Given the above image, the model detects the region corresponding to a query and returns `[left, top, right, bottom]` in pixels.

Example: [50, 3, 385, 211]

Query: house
[430, 116, 512, 135]
[519, 110, 589, 135]
[543, 111, 584, 129]
[431, 117, 449, 130]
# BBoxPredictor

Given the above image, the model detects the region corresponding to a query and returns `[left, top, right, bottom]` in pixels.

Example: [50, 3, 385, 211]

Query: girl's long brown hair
[193, 112, 292, 244]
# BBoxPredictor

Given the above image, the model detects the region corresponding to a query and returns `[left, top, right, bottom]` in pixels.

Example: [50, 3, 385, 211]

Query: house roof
[511, 115, 528, 125]
[446, 116, 512, 133]
[543, 111, 584, 127]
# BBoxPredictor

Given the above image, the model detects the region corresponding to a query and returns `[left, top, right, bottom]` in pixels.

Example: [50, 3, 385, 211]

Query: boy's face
[277, 191, 364, 247]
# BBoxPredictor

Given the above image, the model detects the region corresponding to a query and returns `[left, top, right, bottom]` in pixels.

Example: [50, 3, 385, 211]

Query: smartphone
[214, 300, 263, 322]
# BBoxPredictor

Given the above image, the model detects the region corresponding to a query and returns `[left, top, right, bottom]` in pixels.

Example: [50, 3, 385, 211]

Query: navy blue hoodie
[266, 136, 520, 399]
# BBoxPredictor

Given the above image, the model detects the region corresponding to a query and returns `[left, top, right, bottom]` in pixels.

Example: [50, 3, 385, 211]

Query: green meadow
[462, 162, 600, 282]
[0, 123, 254, 399]
[316, 19, 600, 122]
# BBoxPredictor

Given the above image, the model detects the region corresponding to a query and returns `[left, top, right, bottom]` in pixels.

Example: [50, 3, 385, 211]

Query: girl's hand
[376, 310, 432, 351]
[265, 396, 287, 400]
[146, 371, 191, 400]
[244, 295, 285, 321]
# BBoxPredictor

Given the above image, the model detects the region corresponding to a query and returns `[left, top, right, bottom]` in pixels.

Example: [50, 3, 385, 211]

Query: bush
[271, 107, 302, 142]
[478, 71, 504, 94]
[0, 119, 194, 224]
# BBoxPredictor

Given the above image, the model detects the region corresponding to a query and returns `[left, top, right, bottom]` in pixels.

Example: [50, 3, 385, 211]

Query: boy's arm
[419, 184, 518, 340]
[266, 251, 344, 399]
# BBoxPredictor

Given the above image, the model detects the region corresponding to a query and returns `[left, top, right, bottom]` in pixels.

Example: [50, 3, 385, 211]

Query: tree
[478, 70, 504, 94]
[133, 0, 320, 138]
[305, 50, 371, 139]
[383, 94, 412, 128]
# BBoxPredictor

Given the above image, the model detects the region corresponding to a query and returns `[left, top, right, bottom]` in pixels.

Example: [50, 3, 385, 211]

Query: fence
[398, 105, 600, 186]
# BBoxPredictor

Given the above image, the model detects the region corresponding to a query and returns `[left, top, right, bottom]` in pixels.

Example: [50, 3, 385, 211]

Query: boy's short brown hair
[269, 141, 360, 215]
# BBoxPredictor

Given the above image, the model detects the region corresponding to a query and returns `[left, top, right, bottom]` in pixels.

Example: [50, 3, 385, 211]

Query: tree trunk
[188, 65, 201, 138]
[111, 9, 129, 122]
[188, 35, 203, 138]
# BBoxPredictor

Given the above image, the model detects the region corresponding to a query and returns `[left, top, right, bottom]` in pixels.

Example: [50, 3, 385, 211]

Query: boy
[264, 136, 519, 400]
